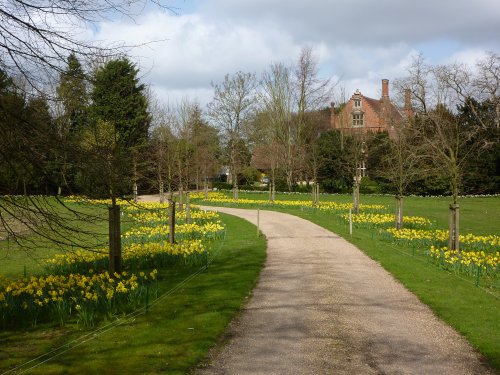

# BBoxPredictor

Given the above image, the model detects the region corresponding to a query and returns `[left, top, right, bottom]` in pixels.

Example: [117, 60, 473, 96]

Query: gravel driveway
[194, 206, 494, 375]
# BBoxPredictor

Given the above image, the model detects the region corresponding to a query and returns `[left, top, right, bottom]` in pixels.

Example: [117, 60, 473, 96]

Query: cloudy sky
[92, 0, 500, 108]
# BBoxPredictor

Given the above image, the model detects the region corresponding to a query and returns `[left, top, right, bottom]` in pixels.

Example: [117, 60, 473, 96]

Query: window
[352, 113, 364, 127]
[354, 98, 361, 108]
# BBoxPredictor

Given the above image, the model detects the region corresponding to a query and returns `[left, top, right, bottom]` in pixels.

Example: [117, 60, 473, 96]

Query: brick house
[330, 79, 413, 136]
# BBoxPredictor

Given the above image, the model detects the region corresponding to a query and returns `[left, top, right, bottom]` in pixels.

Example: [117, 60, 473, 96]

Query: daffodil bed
[0, 198, 225, 329]
[193, 191, 499, 283]
[189, 191, 386, 212]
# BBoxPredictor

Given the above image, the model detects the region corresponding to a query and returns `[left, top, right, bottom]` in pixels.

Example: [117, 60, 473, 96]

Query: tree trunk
[353, 178, 360, 214]
[311, 181, 316, 206]
[233, 184, 239, 201]
[109, 204, 121, 274]
[395, 195, 404, 229]
[178, 184, 184, 211]
[133, 182, 138, 203]
[186, 192, 191, 224]
[204, 176, 208, 199]
[448, 204, 460, 251]
[286, 166, 293, 192]
[159, 180, 164, 204]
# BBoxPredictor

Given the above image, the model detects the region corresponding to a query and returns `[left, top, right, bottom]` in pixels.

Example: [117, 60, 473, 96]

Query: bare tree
[0, 0, 174, 93]
[171, 98, 196, 206]
[350, 131, 368, 214]
[394, 52, 500, 250]
[260, 62, 294, 194]
[189, 107, 219, 196]
[293, 47, 333, 193]
[208, 71, 257, 199]
[414, 105, 487, 250]
[474, 52, 500, 130]
[294, 46, 332, 138]
[393, 53, 432, 114]
[149, 123, 174, 203]
[331, 85, 351, 151]
[433, 52, 500, 132]
[379, 123, 424, 229]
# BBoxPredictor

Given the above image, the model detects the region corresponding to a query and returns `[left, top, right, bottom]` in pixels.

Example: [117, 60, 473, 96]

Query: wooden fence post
[169, 198, 176, 244]
[109, 205, 122, 274]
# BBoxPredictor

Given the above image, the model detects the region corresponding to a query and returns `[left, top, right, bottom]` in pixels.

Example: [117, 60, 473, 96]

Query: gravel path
[193, 206, 494, 375]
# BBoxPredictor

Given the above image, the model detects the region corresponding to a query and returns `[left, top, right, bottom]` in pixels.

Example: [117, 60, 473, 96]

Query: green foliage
[458, 99, 500, 194]
[73, 57, 151, 198]
[91, 58, 150, 149]
[76, 120, 131, 197]
[0, 75, 60, 194]
[56, 53, 88, 132]
[316, 130, 353, 193]
[240, 166, 261, 185]
[212, 182, 233, 190]
[359, 176, 381, 194]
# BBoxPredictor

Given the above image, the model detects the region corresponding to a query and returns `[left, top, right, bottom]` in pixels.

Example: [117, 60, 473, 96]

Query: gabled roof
[362, 96, 381, 113]
[361, 94, 404, 123]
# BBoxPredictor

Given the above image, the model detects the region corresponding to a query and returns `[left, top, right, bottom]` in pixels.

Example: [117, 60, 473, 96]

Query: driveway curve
[195, 206, 493, 375]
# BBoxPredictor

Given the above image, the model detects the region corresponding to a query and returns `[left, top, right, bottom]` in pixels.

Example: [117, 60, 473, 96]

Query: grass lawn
[232, 190, 500, 235]
[196, 191, 500, 370]
[0, 200, 114, 278]
[0, 211, 266, 374]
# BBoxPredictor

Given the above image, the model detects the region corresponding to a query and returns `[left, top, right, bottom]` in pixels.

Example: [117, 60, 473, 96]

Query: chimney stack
[382, 79, 389, 98]
[404, 89, 413, 118]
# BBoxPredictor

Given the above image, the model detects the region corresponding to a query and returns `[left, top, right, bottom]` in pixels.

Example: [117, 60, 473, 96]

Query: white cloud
[87, 1, 500, 108]
[441, 49, 488, 67]
[93, 11, 301, 105]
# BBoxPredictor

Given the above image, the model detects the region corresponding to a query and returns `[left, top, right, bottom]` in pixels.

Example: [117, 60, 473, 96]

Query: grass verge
[295, 208, 500, 371]
[0, 213, 266, 374]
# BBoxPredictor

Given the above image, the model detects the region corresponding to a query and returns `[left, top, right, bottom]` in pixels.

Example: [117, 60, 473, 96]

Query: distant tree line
[1, 50, 498, 201]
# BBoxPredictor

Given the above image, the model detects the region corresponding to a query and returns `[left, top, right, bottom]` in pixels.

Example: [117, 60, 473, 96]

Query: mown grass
[0, 212, 266, 374]
[197, 191, 500, 370]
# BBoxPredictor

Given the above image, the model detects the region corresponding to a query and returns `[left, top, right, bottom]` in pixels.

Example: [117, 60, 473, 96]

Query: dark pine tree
[91, 58, 150, 149]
